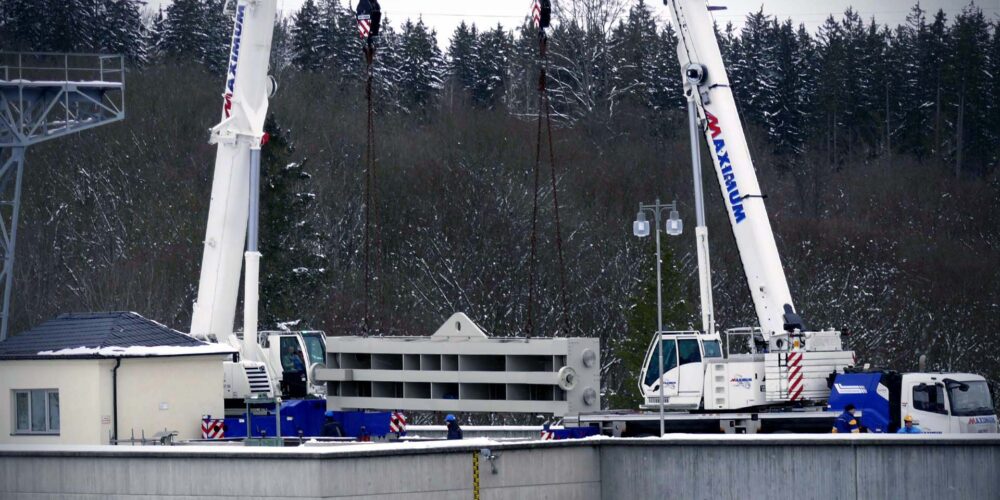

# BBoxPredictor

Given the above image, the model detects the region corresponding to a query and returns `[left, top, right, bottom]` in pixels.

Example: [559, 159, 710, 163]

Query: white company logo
[834, 383, 867, 395]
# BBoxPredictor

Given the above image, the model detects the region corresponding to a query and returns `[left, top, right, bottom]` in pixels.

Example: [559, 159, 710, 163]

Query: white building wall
[0, 359, 108, 445]
[116, 356, 225, 441]
[1, 356, 225, 445]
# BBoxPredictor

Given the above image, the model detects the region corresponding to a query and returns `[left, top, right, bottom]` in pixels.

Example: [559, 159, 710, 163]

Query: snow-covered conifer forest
[1, 0, 997, 407]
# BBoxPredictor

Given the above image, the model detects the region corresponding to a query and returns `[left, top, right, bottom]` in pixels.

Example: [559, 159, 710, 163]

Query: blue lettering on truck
[223, 5, 247, 118]
[705, 111, 746, 224]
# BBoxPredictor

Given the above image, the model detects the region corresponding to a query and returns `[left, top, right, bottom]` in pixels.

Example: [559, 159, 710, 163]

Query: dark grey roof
[0, 311, 232, 360]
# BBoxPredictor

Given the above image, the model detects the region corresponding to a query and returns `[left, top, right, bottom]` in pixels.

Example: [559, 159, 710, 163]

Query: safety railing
[0, 51, 124, 85]
[0, 52, 125, 147]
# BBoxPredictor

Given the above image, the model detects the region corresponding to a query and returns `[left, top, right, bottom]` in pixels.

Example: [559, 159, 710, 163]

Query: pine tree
[259, 114, 327, 327]
[158, 0, 206, 63]
[0, 0, 48, 50]
[815, 14, 849, 165]
[396, 18, 444, 111]
[146, 7, 166, 62]
[447, 21, 479, 102]
[608, 244, 691, 409]
[895, 4, 930, 158]
[504, 22, 539, 114]
[370, 19, 403, 111]
[97, 0, 148, 65]
[201, 0, 233, 74]
[472, 24, 512, 109]
[291, 0, 324, 72]
[919, 10, 951, 160]
[45, 0, 101, 53]
[837, 9, 881, 157]
[270, 15, 293, 73]
[317, 0, 358, 77]
[766, 19, 808, 163]
[608, 0, 660, 111]
[715, 22, 739, 88]
[730, 8, 776, 130]
[946, 4, 992, 176]
[649, 23, 683, 113]
[794, 22, 819, 150]
[988, 21, 1000, 173]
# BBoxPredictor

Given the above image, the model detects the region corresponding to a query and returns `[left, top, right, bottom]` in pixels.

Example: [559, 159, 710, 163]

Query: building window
[12, 389, 59, 435]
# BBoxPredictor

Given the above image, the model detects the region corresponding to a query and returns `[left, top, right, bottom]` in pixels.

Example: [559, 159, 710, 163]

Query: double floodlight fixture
[633, 200, 683, 238]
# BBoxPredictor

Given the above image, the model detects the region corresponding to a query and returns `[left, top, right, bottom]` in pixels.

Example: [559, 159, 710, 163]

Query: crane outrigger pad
[317, 313, 600, 416]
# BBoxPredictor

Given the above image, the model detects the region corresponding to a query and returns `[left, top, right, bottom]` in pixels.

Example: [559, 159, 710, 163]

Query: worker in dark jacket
[445, 414, 463, 440]
[832, 404, 860, 433]
[321, 411, 342, 437]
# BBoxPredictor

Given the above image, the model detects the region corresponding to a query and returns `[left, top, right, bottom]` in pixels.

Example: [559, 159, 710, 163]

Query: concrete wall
[0, 436, 996, 499]
[116, 356, 225, 441]
[0, 356, 225, 445]
[0, 360, 108, 445]
[600, 437, 1000, 499]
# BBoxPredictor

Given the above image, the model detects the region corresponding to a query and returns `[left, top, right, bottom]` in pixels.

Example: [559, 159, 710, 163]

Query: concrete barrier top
[1, 433, 998, 460]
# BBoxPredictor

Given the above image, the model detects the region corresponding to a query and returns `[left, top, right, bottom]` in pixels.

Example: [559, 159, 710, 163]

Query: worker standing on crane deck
[832, 404, 860, 433]
[445, 414, 463, 440]
[896, 415, 923, 434]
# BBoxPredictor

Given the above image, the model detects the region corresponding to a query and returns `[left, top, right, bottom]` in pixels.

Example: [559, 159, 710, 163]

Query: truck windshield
[301, 334, 326, 365]
[948, 381, 995, 416]
[643, 339, 677, 387]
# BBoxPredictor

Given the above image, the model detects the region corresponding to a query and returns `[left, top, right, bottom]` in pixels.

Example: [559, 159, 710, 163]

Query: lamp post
[633, 198, 682, 436]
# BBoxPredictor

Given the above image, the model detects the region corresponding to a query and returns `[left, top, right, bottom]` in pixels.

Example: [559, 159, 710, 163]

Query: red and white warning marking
[389, 412, 407, 433]
[201, 418, 225, 439]
[787, 351, 804, 401]
[540, 429, 554, 440]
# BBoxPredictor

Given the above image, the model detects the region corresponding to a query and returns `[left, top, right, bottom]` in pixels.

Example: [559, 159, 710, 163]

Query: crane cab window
[702, 340, 722, 358]
[643, 339, 678, 387]
[301, 334, 326, 365]
[678, 339, 702, 366]
[913, 384, 948, 415]
[280, 337, 306, 372]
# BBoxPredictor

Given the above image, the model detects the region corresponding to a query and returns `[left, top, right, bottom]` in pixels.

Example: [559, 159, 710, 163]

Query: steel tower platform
[0, 52, 125, 340]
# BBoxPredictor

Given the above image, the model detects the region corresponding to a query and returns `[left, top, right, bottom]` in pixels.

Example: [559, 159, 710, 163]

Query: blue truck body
[218, 399, 392, 438]
[828, 372, 893, 433]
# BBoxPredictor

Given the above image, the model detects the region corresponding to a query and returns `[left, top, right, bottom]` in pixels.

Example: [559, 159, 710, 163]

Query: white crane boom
[190, 0, 276, 343]
[667, 0, 801, 339]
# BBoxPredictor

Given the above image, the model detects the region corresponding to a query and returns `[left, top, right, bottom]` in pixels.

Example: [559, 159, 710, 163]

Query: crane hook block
[532, 0, 552, 30]
[356, 0, 382, 38]
[539, 0, 552, 29]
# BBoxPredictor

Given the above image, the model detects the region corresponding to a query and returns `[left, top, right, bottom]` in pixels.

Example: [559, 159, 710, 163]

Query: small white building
[0, 311, 235, 445]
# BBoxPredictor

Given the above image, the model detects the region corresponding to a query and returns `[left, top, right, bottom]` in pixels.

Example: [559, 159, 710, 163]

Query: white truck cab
[639, 331, 723, 410]
[899, 373, 998, 433]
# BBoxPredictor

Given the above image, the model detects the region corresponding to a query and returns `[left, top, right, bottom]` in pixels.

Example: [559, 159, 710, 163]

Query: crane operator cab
[259, 330, 328, 398]
[639, 331, 723, 410]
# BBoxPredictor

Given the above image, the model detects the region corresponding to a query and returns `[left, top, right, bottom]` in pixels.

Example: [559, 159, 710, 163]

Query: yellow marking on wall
[472, 452, 481, 500]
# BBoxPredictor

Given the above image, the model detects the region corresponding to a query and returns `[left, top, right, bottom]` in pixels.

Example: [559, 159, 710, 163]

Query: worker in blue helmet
[322, 410, 342, 437]
[445, 414, 463, 440]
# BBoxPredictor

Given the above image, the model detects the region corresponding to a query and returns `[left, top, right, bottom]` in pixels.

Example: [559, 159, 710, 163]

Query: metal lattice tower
[0, 52, 125, 340]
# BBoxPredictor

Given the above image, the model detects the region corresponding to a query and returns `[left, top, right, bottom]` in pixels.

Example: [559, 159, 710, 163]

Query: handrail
[0, 52, 125, 85]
